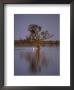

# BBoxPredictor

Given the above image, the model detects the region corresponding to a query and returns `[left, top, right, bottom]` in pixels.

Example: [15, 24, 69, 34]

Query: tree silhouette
[26, 24, 54, 40]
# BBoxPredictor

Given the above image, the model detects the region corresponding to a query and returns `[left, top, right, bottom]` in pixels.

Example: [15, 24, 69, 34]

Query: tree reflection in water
[20, 47, 48, 73]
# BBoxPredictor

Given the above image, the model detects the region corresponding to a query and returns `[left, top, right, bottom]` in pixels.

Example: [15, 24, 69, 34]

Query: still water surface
[14, 46, 60, 75]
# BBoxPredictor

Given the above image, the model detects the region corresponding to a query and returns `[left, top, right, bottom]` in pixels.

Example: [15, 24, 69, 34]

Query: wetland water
[14, 46, 60, 75]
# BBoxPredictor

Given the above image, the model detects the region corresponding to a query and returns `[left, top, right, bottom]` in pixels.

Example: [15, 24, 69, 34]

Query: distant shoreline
[14, 40, 60, 47]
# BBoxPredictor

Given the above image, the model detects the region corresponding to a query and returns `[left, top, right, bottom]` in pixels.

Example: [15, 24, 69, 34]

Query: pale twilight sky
[14, 14, 60, 40]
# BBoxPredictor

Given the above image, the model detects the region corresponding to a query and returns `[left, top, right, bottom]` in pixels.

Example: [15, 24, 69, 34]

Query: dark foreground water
[14, 46, 60, 76]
